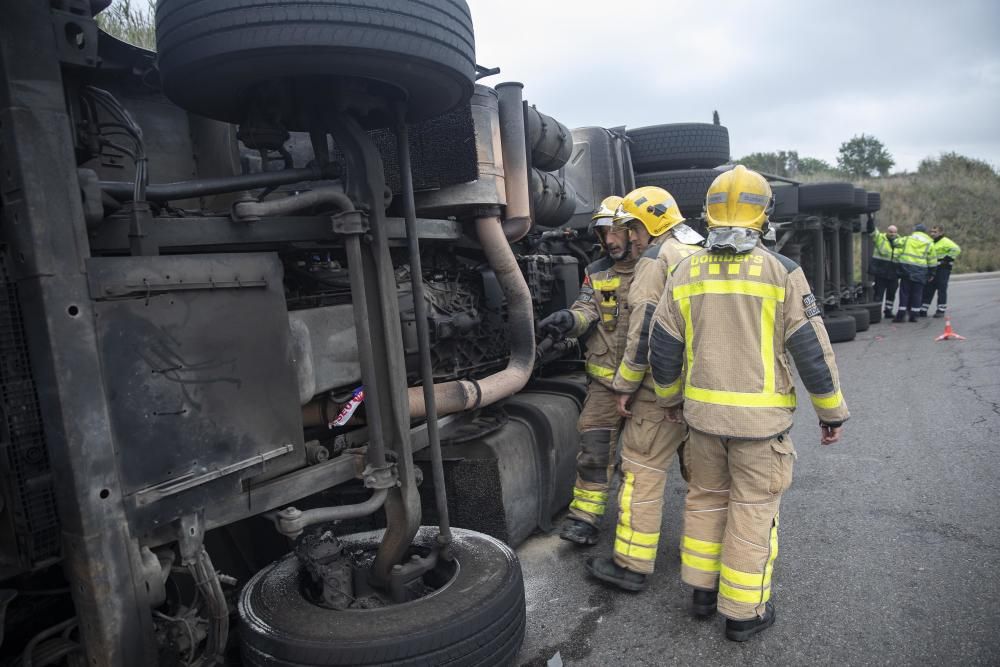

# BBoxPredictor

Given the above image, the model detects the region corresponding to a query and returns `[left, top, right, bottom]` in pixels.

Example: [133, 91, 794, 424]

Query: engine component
[414, 85, 507, 216]
[526, 105, 573, 172]
[531, 168, 578, 226]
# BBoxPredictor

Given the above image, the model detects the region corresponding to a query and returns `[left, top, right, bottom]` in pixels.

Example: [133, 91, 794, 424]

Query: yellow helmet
[591, 196, 627, 250]
[613, 186, 684, 237]
[593, 195, 623, 222]
[705, 165, 773, 230]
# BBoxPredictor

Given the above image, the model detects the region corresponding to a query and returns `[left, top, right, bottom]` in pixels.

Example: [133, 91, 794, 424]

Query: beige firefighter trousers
[680, 428, 795, 620]
[567, 382, 622, 526]
[612, 390, 686, 574]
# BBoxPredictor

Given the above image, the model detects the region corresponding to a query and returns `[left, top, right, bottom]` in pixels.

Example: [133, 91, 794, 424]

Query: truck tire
[239, 527, 525, 666]
[866, 191, 882, 213]
[823, 313, 857, 343]
[844, 306, 870, 332]
[155, 0, 476, 125]
[859, 302, 882, 324]
[798, 182, 855, 212]
[628, 123, 730, 171]
[633, 168, 720, 219]
[851, 188, 868, 213]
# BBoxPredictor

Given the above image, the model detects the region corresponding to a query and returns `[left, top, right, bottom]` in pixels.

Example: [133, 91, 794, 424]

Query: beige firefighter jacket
[611, 224, 703, 395]
[567, 255, 636, 389]
[648, 242, 850, 439]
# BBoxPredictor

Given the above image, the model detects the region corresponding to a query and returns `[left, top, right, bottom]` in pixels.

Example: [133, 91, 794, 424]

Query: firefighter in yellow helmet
[648, 165, 849, 640]
[537, 196, 636, 545]
[584, 186, 703, 590]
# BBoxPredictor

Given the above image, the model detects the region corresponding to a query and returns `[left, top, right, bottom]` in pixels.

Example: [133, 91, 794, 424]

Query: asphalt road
[516, 277, 1000, 666]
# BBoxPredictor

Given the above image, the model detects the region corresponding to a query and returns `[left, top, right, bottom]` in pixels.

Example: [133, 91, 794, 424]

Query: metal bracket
[50, 7, 99, 68]
[176, 513, 205, 566]
[331, 209, 368, 235]
[133, 444, 293, 507]
[362, 462, 398, 490]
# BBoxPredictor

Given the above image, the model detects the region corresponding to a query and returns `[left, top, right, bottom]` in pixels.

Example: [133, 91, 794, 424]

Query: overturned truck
[0, 1, 874, 665]
[0, 0, 648, 665]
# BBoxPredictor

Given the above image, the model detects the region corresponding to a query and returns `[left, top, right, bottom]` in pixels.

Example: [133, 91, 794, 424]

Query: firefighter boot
[585, 557, 648, 591]
[725, 601, 776, 641]
[560, 518, 600, 546]
[893, 311, 905, 323]
[692, 589, 718, 617]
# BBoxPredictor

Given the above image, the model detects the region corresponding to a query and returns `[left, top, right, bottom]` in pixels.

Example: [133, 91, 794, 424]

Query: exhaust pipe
[495, 82, 532, 243]
[406, 212, 535, 418]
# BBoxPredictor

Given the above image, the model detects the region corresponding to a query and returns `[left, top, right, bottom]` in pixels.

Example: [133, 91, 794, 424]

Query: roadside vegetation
[96, 0, 155, 50]
[740, 138, 998, 274]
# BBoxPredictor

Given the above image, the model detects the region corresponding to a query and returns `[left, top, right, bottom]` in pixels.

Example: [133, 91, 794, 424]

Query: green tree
[737, 150, 799, 177]
[796, 156, 833, 175]
[837, 134, 894, 177]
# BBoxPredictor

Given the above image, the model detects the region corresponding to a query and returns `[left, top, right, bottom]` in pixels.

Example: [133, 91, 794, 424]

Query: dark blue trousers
[922, 265, 952, 313]
[873, 275, 898, 312]
[897, 277, 925, 316]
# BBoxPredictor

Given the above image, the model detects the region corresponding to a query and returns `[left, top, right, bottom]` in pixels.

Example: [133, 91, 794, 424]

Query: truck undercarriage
[0, 2, 877, 665]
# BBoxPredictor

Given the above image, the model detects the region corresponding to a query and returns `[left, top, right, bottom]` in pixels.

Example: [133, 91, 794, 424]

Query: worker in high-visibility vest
[868, 221, 902, 319]
[537, 197, 635, 545]
[920, 225, 962, 318]
[893, 223, 935, 323]
[648, 165, 849, 641]
[584, 186, 703, 591]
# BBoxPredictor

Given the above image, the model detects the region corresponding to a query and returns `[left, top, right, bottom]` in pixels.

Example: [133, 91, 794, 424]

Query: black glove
[537, 310, 575, 340]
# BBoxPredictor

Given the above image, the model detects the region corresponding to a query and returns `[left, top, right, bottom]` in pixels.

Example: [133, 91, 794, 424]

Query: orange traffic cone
[935, 317, 966, 341]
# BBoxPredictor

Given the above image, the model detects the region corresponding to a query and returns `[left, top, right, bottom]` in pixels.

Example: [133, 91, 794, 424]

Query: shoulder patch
[803, 293, 821, 318]
[764, 247, 800, 273]
[586, 256, 613, 274]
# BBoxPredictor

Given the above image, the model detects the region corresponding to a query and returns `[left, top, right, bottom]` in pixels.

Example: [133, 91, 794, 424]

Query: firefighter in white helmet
[537, 196, 635, 545]
[584, 186, 703, 590]
[648, 165, 849, 640]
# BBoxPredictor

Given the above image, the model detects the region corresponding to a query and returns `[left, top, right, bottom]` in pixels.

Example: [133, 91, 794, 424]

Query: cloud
[467, 0, 1000, 171]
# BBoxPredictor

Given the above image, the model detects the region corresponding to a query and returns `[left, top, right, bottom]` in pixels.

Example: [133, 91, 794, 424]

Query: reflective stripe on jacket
[869, 229, 901, 277]
[611, 226, 703, 395]
[648, 244, 849, 439]
[931, 236, 961, 265]
[896, 231, 934, 283]
[568, 256, 636, 388]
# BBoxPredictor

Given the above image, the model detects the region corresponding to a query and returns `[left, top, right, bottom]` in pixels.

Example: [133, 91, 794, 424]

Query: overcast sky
[468, 0, 1000, 172]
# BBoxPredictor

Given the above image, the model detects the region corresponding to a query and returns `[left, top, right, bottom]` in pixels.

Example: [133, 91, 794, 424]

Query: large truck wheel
[859, 302, 883, 324]
[844, 307, 871, 332]
[823, 313, 857, 343]
[155, 0, 476, 125]
[239, 527, 525, 666]
[798, 182, 856, 212]
[627, 123, 730, 171]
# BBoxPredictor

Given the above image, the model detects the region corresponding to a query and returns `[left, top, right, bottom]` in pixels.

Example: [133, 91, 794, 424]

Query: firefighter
[537, 196, 635, 545]
[868, 221, 901, 319]
[894, 223, 934, 323]
[648, 166, 849, 640]
[921, 225, 961, 318]
[584, 186, 703, 590]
